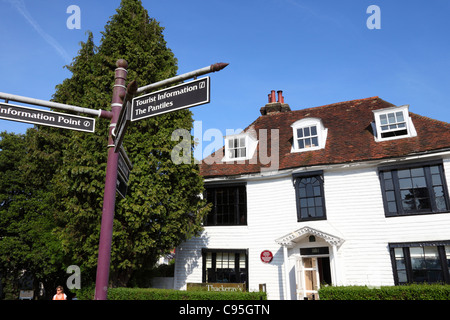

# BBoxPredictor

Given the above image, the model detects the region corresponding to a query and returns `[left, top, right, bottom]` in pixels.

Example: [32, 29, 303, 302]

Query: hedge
[76, 287, 267, 300]
[319, 284, 450, 300]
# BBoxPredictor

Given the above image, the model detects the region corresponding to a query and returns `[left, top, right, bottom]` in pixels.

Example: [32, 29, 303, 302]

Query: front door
[296, 256, 332, 300]
[303, 257, 319, 300]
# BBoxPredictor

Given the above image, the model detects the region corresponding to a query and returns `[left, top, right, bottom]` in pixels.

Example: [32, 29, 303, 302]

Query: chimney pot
[271, 90, 276, 103]
[277, 90, 284, 104]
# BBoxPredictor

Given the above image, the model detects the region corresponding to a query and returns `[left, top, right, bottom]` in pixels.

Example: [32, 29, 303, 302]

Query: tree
[51, 0, 209, 287]
[0, 131, 66, 298]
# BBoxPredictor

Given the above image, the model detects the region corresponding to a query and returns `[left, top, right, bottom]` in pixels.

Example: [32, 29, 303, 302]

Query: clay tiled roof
[200, 96, 450, 178]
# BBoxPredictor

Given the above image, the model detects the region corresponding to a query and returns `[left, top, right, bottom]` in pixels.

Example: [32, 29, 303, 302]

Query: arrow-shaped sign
[0, 102, 95, 132]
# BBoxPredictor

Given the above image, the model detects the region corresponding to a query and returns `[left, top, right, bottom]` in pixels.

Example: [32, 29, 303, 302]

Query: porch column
[282, 245, 291, 300]
[331, 244, 340, 286]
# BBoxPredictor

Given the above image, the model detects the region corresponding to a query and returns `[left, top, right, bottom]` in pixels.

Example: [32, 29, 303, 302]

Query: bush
[76, 287, 267, 300]
[319, 284, 450, 300]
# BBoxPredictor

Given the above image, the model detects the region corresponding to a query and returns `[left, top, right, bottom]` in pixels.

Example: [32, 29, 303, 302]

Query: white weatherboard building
[174, 93, 450, 300]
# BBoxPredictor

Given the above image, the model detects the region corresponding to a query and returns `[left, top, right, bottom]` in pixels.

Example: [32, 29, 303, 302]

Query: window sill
[203, 224, 248, 227]
[374, 134, 416, 143]
[385, 210, 450, 218]
[291, 146, 324, 153]
[221, 156, 251, 162]
[297, 216, 327, 222]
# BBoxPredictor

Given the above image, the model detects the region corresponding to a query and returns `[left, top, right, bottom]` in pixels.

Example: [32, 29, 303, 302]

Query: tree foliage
[0, 131, 66, 298]
[0, 0, 209, 292]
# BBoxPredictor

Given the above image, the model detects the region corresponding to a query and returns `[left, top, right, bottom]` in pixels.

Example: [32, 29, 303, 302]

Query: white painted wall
[175, 155, 450, 299]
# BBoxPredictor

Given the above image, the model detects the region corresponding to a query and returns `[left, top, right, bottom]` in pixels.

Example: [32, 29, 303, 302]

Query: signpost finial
[116, 59, 128, 69]
[211, 62, 229, 72]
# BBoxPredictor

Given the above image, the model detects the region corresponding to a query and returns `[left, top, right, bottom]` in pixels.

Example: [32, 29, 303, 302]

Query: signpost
[131, 77, 210, 122]
[0, 102, 95, 132]
[95, 62, 227, 300]
[94, 60, 128, 301]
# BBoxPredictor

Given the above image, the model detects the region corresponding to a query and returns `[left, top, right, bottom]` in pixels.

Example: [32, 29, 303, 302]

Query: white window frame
[223, 133, 258, 162]
[372, 105, 417, 142]
[228, 136, 247, 159]
[291, 118, 328, 153]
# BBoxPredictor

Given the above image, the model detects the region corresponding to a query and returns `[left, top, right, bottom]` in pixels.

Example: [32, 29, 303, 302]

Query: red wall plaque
[260, 250, 273, 263]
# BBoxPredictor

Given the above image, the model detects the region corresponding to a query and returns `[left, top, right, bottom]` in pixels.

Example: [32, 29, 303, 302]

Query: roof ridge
[410, 111, 450, 126]
[310, 96, 380, 110]
[318, 96, 380, 108]
[293, 96, 380, 113]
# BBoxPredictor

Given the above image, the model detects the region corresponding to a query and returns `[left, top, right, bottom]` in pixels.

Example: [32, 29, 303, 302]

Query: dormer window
[228, 137, 246, 158]
[291, 118, 328, 153]
[296, 125, 319, 149]
[379, 111, 406, 136]
[223, 132, 258, 162]
[373, 105, 417, 142]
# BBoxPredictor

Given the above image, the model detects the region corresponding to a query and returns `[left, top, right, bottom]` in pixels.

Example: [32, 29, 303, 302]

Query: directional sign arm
[114, 80, 138, 152]
[121, 80, 138, 110]
[131, 77, 210, 122]
[0, 102, 96, 132]
[0, 92, 112, 119]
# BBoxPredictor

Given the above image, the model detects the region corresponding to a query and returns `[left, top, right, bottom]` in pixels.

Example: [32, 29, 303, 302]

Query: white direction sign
[0, 102, 95, 132]
[131, 77, 210, 122]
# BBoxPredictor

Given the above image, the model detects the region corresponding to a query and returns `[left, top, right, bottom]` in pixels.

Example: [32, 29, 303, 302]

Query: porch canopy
[275, 226, 344, 299]
[275, 226, 344, 248]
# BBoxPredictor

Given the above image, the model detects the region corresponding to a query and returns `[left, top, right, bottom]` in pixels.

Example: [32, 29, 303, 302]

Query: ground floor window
[389, 241, 450, 285]
[202, 249, 248, 285]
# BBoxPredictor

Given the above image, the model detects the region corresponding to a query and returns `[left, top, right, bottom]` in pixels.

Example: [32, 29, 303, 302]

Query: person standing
[52, 286, 67, 300]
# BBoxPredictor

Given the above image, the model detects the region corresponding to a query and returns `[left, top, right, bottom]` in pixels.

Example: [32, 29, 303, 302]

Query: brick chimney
[260, 90, 291, 115]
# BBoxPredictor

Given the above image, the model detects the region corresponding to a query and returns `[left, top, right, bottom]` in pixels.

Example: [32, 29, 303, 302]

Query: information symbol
[199, 82, 205, 89]
[84, 121, 91, 127]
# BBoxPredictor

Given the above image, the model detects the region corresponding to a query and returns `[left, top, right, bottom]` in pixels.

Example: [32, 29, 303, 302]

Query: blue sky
[1, 0, 450, 155]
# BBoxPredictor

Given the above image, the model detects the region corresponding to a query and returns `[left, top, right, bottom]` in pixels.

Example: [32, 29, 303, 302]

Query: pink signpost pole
[94, 59, 128, 300]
